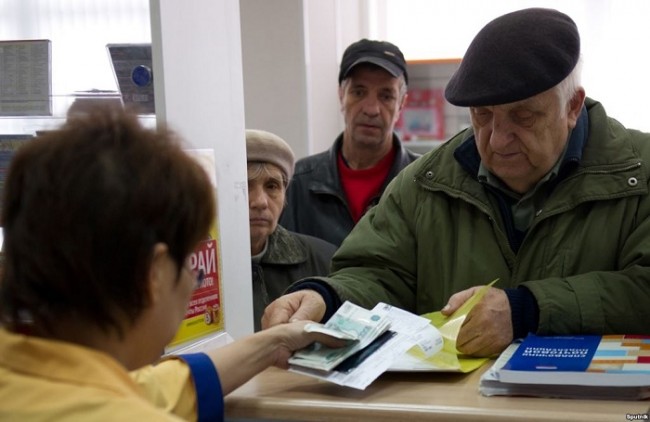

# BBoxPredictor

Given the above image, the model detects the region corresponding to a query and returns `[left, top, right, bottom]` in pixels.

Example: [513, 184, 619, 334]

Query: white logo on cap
[383, 51, 396, 57]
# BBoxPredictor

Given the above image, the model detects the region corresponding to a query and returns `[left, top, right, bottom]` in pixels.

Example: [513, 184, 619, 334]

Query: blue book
[498, 334, 650, 387]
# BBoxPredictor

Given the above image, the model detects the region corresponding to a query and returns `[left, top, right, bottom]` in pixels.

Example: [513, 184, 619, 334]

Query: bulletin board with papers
[0, 40, 52, 116]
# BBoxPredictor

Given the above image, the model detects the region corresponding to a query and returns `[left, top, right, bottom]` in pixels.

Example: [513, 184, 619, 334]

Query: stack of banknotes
[288, 301, 392, 372]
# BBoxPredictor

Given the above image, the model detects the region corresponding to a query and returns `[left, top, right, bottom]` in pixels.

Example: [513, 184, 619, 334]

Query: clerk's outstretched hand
[207, 319, 346, 395]
[261, 290, 326, 329]
[441, 286, 513, 357]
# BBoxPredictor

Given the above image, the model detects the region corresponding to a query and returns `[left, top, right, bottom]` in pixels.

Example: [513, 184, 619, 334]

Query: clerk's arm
[205, 320, 344, 394]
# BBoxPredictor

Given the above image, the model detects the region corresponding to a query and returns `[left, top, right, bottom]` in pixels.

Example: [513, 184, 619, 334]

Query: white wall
[303, 1, 343, 156]
[239, 0, 310, 158]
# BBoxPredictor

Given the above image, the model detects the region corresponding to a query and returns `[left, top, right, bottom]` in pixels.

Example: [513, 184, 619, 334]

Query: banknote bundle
[288, 301, 392, 372]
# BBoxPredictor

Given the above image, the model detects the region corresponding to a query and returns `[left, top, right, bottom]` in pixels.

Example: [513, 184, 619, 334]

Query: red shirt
[337, 146, 396, 223]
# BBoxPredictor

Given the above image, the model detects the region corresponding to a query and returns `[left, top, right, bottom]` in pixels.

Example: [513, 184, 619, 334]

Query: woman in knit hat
[246, 129, 337, 331]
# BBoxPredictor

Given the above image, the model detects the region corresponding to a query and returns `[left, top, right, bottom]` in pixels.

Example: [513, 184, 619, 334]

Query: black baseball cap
[445, 8, 580, 107]
[338, 39, 408, 84]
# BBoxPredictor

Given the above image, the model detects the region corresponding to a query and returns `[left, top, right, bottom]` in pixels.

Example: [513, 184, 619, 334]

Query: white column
[150, 0, 253, 339]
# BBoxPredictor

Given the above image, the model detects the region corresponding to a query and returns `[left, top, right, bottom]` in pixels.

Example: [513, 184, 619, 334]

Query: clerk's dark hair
[0, 105, 215, 336]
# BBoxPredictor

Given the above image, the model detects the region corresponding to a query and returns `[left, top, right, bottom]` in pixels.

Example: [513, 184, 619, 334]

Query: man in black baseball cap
[263, 8, 650, 359]
[279, 38, 418, 247]
[338, 39, 409, 84]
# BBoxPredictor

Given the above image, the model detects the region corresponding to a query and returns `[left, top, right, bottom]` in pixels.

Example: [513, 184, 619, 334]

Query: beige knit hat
[245, 129, 295, 181]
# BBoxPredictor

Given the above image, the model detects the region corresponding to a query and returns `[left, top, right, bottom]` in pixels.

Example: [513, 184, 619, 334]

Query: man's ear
[147, 243, 170, 305]
[399, 92, 408, 113]
[338, 84, 345, 112]
[566, 87, 586, 129]
[393, 92, 408, 126]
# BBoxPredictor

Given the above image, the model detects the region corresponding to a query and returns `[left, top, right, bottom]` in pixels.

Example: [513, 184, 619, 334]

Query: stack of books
[480, 334, 650, 400]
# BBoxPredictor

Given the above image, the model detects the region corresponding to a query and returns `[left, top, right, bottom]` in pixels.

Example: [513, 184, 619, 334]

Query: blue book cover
[503, 334, 601, 372]
[498, 334, 650, 387]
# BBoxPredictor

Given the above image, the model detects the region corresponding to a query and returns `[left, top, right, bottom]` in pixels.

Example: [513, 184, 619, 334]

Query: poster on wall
[0, 40, 52, 116]
[395, 88, 445, 141]
[165, 149, 226, 353]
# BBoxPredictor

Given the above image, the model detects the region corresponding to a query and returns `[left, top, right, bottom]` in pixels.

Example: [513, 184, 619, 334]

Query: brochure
[480, 334, 650, 400]
[499, 334, 650, 387]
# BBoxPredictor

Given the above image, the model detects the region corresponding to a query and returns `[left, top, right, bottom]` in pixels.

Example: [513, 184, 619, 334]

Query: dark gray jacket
[279, 133, 420, 246]
[251, 225, 336, 331]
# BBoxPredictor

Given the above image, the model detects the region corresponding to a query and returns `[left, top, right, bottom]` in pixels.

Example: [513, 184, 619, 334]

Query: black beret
[445, 8, 580, 107]
[339, 39, 408, 84]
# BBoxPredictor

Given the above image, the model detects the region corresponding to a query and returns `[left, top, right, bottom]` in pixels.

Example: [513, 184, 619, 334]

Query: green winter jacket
[321, 98, 650, 335]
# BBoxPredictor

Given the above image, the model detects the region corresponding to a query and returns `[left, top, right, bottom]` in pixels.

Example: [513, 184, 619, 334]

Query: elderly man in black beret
[279, 39, 420, 247]
[246, 129, 337, 331]
[261, 8, 650, 357]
